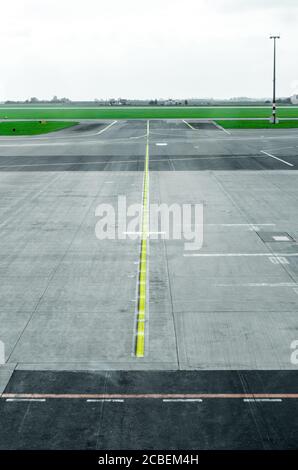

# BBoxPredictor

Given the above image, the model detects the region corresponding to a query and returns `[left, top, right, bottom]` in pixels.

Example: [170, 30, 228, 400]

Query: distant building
[291, 94, 298, 105]
[164, 99, 175, 106]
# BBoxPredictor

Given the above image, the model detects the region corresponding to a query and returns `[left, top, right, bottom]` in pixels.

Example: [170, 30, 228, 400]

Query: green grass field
[216, 120, 298, 129]
[0, 121, 78, 135]
[1, 106, 298, 120]
[1, 107, 298, 134]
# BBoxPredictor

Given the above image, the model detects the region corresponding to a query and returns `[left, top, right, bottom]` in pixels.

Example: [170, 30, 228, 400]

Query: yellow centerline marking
[135, 120, 150, 357]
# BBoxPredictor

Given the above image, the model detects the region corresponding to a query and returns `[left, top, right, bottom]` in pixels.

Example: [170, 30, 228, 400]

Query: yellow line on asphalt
[135, 120, 150, 357]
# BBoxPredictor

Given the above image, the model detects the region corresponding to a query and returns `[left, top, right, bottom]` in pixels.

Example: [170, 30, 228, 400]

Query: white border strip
[184, 252, 298, 258]
[182, 120, 196, 130]
[260, 150, 294, 167]
[95, 120, 117, 135]
[212, 121, 231, 135]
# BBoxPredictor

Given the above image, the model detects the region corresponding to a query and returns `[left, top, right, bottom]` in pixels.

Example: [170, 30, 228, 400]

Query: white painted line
[155, 143, 168, 146]
[268, 256, 290, 265]
[212, 121, 231, 135]
[163, 399, 203, 403]
[184, 253, 298, 258]
[182, 120, 196, 130]
[260, 150, 294, 167]
[86, 399, 124, 403]
[123, 231, 165, 236]
[95, 120, 117, 135]
[273, 236, 290, 241]
[6, 398, 46, 402]
[220, 127, 231, 135]
[216, 283, 298, 287]
[211, 223, 275, 228]
[243, 399, 282, 403]
[269, 257, 280, 265]
[129, 134, 147, 140]
[182, 223, 275, 228]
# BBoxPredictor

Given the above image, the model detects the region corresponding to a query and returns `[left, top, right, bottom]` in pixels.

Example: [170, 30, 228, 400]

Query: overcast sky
[1, 0, 298, 101]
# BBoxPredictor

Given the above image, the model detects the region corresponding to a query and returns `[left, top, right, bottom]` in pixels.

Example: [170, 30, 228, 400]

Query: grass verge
[1, 106, 298, 120]
[216, 120, 298, 129]
[0, 121, 78, 135]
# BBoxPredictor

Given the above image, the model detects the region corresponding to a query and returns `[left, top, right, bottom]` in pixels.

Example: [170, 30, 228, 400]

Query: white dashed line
[86, 399, 124, 403]
[269, 256, 290, 265]
[269, 257, 280, 264]
[6, 398, 46, 402]
[273, 236, 291, 241]
[243, 399, 282, 403]
[163, 399, 203, 403]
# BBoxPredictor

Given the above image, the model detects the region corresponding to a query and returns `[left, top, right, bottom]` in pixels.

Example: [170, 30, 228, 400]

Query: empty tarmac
[1, 119, 298, 448]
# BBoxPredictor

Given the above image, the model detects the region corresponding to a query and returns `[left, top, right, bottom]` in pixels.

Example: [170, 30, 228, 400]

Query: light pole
[270, 35, 280, 124]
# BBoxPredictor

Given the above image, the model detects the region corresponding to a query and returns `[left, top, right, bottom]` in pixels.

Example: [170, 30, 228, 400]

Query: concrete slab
[1, 121, 298, 374]
[176, 311, 298, 370]
[8, 309, 178, 368]
[0, 366, 15, 394]
[1, 120, 298, 449]
[8, 311, 136, 364]
[0, 280, 49, 313]
[0, 312, 34, 358]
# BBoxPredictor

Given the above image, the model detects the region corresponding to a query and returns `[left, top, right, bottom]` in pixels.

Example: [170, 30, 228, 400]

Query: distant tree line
[2, 96, 294, 106]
